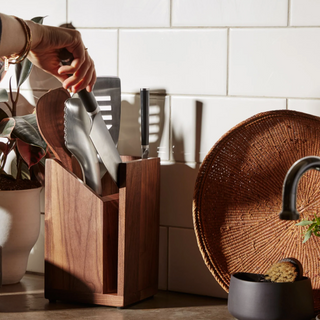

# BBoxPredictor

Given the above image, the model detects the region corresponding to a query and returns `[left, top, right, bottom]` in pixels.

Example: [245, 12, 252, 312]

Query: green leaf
[303, 230, 313, 243]
[0, 140, 14, 157]
[315, 215, 320, 225]
[0, 89, 8, 103]
[15, 60, 32, 88]
[296, 220, 313, 226]
[31, 16, 46, 24]
[307, 223, 317, 232]
[0, 118, 15, 139]
[12, 114, 46, 150]
[16, 138, 46, 168]
[0, 108, 10, 121]
[15, 16, 45, 88]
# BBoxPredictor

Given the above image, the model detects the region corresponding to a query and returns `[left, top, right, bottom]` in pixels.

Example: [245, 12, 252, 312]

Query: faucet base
[279, 210, 300, 220]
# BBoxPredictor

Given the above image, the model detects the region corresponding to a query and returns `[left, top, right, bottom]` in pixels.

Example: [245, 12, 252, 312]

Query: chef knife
[64, 97, 102, 195]
[68, 91, 122, 185]
[60, 49, 122, 185]
[140, 88, 150, 159]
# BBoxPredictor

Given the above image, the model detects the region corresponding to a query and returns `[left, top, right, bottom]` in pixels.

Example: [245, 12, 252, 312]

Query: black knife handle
[59, 48, 98, 113]
[77, 90, 98, 113]
[140, 88, 149, 146]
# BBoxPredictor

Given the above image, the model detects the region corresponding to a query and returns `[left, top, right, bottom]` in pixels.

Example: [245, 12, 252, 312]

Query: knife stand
[44, 156, 160, 307]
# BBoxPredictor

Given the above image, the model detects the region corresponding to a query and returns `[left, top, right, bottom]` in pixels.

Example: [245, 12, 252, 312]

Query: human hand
[27, 21, 96, 93]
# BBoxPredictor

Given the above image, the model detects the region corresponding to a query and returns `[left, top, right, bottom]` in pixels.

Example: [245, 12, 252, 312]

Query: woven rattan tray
[193, 109, 320, 312]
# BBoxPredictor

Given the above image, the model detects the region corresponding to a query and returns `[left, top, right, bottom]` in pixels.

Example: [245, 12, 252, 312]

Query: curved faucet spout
[279, 156, 320, 220]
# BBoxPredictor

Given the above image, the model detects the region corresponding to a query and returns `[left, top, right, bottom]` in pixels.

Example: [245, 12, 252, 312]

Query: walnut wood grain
[45, 160, 118, 295]
[117, 158, 160, 305]
[45, 157, 160, 307]
[36, 88, 74, 173]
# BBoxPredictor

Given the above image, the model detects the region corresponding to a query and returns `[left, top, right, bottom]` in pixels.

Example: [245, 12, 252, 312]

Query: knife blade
[77, 90, 122, 185]
[59, 49, 122, 185]
[140, 88, 150, 159]
[64, 97, 102, 195]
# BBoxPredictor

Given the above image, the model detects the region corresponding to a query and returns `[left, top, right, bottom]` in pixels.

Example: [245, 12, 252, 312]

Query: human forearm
[0, 13, 28, 57]
[0, 13, 95, 92]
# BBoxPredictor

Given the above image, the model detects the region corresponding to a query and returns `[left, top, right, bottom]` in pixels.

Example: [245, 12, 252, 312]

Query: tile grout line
[161, 225, 195, 230]
[75, 26, 320, 30]
[287, 0, 291, 27]
[226, 28, 230, 96]
[19, 88, 320, 102]
[117, 29, 120, 77]
[168, 95, 173, 161]
[166, 226, 170, 291]
[66, 0, 68, 23]
[170, 0, 173, 27]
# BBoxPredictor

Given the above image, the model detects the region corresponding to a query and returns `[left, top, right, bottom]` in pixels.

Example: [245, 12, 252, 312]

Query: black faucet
[279, 156, 320, 220]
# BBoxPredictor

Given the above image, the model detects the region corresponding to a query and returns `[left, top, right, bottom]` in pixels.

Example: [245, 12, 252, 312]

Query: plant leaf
[0, 140, 15, 156]
[15, 16, 45, 88]
[303, 230, 313, 243]
[31, 16, 46, 24]
[296, 220, 313, 226]
[307, 223, 317, 232]
[12, 114, 46, 150]
[0, 107, 10, 121]
[16, 138, 46, 168]
[0, 142, 8, 155]
[30, 162, 45, 185]
[0, 118, 15, 139]
[15, 60, 33, 88]
[0, 89, 8, 103]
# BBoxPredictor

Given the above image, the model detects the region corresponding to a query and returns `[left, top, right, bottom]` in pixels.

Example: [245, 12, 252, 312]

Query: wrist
[2, 17, 32, 70]
[26, 20, 43, 51]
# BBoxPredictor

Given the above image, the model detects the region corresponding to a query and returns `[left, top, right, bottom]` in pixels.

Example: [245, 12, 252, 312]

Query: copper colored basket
[193, 109, 320, 312]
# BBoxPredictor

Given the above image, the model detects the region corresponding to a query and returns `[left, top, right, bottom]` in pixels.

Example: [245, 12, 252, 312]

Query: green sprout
[296, 214, 320, 243]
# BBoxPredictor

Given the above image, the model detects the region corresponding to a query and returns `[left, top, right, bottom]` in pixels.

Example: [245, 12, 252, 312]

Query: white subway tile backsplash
[160, 162, 199, 228]
[229, 28, 320, 98]
[163, 96, 285, 228]
[1, 0, 67, 26]
[288, 99, 320, 117]
[171, 96, 286, 163]
[118, 94, 170, 160]
[18, 90, 47, 114]
[28, 67, 62, 92]
[290, 0, 320, 26]
[172, 0, 288, 27]
[68, 0, 170, 28]
[119, 29, 227, 95]
[168, 227, 228, 298]
[79, 30, 118, 77]
[158, 227, 168, 290]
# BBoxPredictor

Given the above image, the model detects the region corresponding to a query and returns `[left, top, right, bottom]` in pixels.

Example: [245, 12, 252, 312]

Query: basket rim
[193, 109, 320, 294]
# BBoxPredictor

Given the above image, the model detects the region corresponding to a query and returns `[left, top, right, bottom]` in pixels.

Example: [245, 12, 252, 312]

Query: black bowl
[228, 273, 314, 320]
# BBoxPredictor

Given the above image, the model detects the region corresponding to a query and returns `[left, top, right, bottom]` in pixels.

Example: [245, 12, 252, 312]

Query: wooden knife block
[44, 156, 160, 307]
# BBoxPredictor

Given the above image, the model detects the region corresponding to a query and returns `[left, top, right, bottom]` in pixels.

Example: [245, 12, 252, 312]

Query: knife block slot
[44, 157, 160, 307]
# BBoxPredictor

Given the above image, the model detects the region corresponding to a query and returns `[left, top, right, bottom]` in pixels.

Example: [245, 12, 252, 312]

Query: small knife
[140, 88, 150, 159]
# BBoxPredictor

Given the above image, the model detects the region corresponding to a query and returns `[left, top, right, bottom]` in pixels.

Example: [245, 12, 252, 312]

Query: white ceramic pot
[0, 187, 42, 284]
